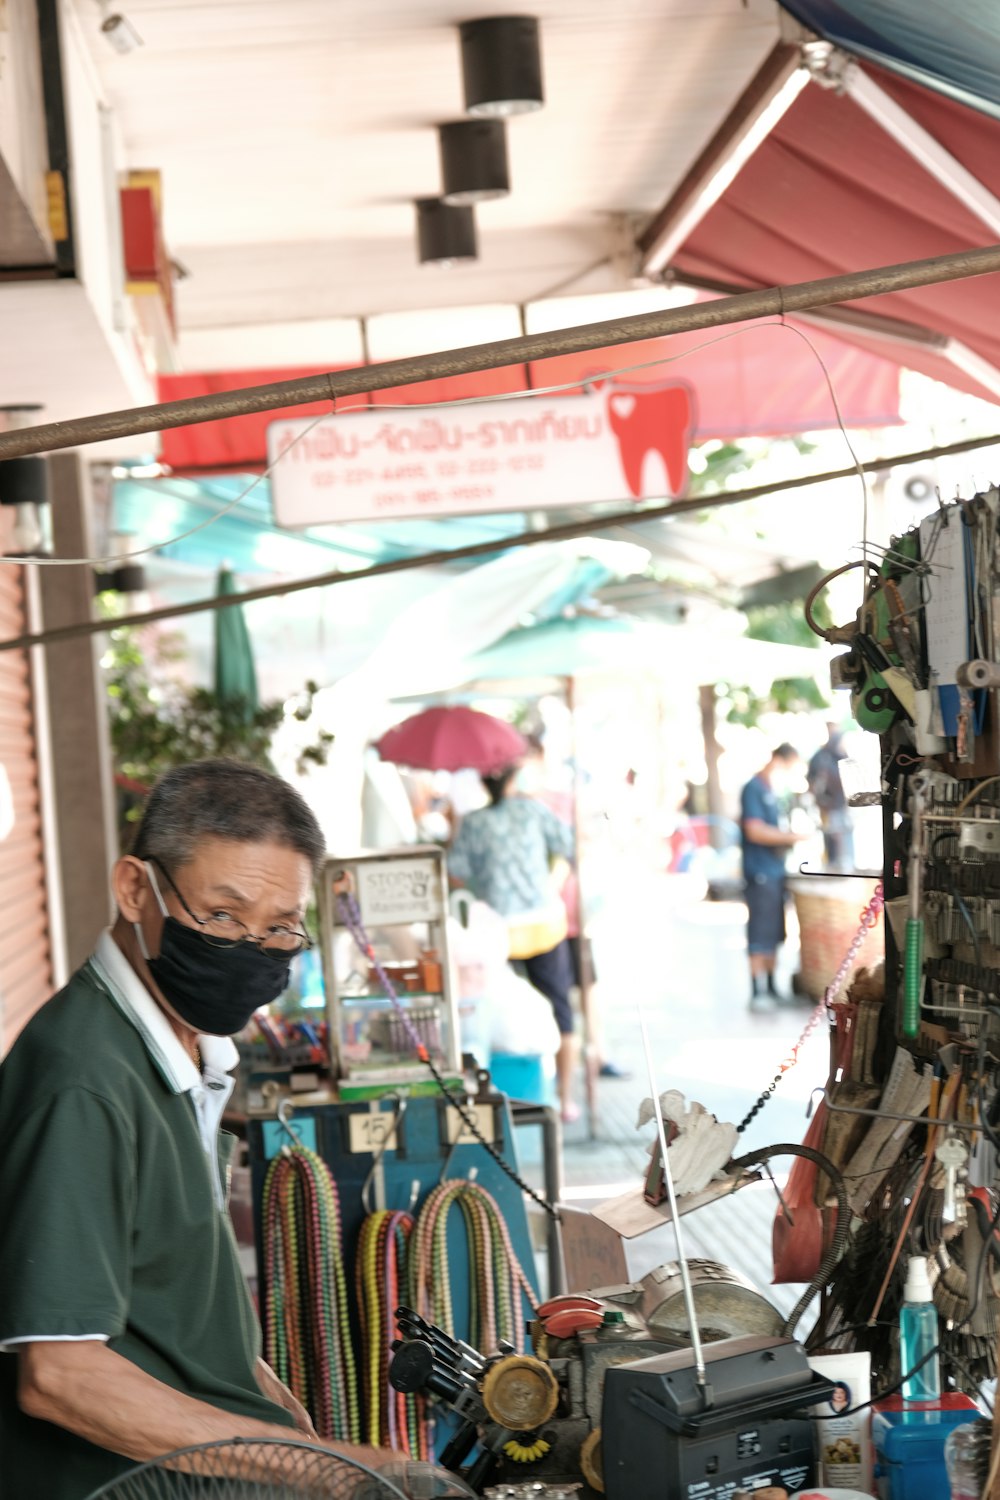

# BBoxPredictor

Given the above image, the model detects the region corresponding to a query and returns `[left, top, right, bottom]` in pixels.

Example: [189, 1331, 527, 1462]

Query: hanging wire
[0, 316, 890, 570]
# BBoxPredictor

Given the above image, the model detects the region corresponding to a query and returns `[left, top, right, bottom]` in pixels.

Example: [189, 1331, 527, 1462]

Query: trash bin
[788, 877, 884, 1002]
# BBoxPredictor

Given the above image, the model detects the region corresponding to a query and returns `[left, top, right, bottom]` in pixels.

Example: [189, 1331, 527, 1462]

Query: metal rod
[637, 1005, 707, 1395]
[510, 1102, 566, 1295]
[821, 1088, 980, 1131]
[4, 424, 1000, 654]
[2, 244, 1000, 458]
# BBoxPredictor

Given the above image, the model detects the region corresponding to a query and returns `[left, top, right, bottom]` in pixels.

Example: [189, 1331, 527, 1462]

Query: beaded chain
[736, 882, 885, 1134]
[357, 1209, 429, 1457]
[408, 1179, 539, 1355]
[262, 1143, 360, 1442]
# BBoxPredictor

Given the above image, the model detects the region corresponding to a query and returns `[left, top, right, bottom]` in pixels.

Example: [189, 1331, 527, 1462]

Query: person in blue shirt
[448, 764, 579, 1121]
[740, 743, 808, 1009]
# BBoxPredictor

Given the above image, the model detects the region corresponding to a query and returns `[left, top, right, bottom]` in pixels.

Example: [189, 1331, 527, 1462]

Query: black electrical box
[602, 1334, 835, 1500]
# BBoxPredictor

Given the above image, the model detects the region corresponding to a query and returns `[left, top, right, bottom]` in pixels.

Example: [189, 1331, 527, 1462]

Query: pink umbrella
[376, 706, 527, 773]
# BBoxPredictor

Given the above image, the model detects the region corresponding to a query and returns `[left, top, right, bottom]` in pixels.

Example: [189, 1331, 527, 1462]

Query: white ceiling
[0, 280, 155, 454]
[71, 0, 781, 340]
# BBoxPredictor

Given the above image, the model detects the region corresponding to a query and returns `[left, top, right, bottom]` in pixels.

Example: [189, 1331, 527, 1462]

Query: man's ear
[113, 856, 148, 923]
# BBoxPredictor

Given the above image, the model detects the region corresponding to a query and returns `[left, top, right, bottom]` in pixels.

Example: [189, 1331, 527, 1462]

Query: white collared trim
[91, 931, 238, 1094]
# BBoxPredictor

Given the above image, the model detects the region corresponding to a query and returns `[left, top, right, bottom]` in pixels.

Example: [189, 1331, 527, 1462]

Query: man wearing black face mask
[0, 760, 386, 1498]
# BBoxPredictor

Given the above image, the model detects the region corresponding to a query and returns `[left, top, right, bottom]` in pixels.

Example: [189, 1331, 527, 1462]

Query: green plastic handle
[903, 917, 924, 1037]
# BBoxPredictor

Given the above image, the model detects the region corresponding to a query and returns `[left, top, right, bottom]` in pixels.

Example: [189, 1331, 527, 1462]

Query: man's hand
[256, 1357, 318, 1440]
[744, 817, 808, 849]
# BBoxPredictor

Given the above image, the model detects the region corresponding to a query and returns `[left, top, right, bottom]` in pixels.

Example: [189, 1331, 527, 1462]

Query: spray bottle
[900, 1255, 941, 1402]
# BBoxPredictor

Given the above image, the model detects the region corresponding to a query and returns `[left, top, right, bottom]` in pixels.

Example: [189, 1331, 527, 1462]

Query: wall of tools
[804, 485, 1000, 1394]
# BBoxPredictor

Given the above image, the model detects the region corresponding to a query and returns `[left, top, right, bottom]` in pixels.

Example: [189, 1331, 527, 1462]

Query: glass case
[317, 846, 461, 1100]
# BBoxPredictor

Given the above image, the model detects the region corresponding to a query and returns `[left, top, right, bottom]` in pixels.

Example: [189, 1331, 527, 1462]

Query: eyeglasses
[148, 859, 313, 957]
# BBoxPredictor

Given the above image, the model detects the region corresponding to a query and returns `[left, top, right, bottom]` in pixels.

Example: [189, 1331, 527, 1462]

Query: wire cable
[768, 321, 871, 603]
[957, 777, 1000, 817]
[729, 1143, 850, 1340]
[807, 1343, 944, 1420]
[804, 559, 881, 642]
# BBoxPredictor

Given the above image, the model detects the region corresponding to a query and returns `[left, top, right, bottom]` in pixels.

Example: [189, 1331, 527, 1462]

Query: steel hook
[276, 1096, 303, 1153]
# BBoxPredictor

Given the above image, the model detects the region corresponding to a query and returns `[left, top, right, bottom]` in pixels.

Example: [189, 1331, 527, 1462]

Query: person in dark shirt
[740, 743, 808, 1009]
[0, 760, 387, 1498]
[807, 722, 854, 870]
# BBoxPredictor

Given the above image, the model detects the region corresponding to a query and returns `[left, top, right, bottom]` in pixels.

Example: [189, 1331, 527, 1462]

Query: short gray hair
[131, 759, 326, 875]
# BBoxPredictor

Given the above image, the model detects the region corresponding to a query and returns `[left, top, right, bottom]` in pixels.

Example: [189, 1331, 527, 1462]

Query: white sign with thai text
[355, 858, 441, 927]
[267, 384, 693, 525]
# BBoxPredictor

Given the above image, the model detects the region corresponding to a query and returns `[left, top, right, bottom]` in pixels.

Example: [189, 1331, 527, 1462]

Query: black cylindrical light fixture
[415, 198, 478, 265]
[0, 458, 49, 554]
[459, 16, 543, 118]
[439, 119, 510, 205]
[0, 456, 49, 508]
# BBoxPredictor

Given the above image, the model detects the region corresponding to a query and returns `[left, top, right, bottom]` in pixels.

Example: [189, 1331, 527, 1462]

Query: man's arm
[743, 817, 807, 848]
[255, 1356, 317, 1440]
[18, 1342, 380, 1470]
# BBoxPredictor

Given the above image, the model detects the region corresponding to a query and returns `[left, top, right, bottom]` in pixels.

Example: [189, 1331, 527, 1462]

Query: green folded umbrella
[213, 565, 258, 723]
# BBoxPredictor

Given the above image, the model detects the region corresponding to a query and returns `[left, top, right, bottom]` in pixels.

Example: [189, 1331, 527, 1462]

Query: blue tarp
[113, 473, 529, 576]
[783, 0, 1000, 119]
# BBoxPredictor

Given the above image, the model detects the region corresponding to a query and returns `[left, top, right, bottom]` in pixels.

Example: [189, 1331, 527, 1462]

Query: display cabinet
[316, 846, 462, 1100]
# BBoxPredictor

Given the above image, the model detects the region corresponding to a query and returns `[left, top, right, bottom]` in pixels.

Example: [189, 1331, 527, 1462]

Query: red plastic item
[543, 1308, 605, 1338]
[537, 1295, 603, 1317]
[873, 1392, 978, 1414]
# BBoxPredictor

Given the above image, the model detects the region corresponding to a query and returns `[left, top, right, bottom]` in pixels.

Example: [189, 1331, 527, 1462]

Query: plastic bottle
[945, 1416, 992, 1499]
[899, 1255, 941, 1402]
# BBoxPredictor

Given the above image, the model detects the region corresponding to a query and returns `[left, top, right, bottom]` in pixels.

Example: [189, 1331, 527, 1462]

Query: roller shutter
[0, 570, 52, 1051]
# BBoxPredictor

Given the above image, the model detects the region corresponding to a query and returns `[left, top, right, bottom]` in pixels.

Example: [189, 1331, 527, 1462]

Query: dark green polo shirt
[0, 958, 293, 1499]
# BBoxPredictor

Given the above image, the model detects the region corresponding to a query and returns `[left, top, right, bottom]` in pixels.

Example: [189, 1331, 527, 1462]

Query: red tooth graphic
[605, 383, 694, 498]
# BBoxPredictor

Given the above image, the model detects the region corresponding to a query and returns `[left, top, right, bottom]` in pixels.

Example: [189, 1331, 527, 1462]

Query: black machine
[391, 1304, 836, 1500]
[602, 1335, 835, 1500]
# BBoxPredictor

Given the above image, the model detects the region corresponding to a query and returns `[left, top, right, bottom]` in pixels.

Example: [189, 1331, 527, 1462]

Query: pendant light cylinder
[0, 455, 50, 508]
[459, 16, 543, 118]
[439, 119, 510, 205]
[415, 198, 478, 265]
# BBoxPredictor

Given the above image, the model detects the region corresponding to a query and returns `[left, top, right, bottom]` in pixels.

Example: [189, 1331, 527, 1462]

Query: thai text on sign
[267, 384, 693, 525]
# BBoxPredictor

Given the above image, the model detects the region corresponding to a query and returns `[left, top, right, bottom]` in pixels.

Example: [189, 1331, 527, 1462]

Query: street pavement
[557, 869, 833, 1324]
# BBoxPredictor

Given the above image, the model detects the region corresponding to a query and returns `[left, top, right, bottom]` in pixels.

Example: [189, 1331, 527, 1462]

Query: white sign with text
[355, 858, 442, 927]
[267, 384, 693, 525]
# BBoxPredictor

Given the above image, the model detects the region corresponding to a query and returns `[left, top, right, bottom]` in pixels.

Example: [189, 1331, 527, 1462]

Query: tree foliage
[102, 616, 333, 839]
[719, 597, 832, 727]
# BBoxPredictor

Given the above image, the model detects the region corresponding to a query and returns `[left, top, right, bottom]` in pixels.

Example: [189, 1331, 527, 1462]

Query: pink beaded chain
[736, 882, 885, 1134]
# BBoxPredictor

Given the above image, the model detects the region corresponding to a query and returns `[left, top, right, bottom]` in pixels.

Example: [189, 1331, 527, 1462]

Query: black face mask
[139, 915, 292, 1036]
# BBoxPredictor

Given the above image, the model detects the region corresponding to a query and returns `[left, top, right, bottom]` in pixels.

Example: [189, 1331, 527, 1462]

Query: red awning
[159, 313, 900, 473]
[157, 367, 352, 472]
[674, 63, 1000, 404]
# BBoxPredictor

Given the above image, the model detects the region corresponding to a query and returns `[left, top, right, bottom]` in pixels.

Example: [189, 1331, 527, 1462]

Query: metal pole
[638, 1005, 708, 1397]
[3, 425, 1000, 654]
[2, 245, 1000, 459]
[510, 1101, 566, 1295]
[566, 674, 600, 1140]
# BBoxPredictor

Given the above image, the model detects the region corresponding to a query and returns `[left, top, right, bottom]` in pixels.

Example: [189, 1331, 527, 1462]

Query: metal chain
[736, 882, 885, 1134]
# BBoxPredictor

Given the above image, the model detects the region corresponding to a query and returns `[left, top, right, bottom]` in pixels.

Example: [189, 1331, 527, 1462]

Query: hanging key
[936, 1134, 968, 1225]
